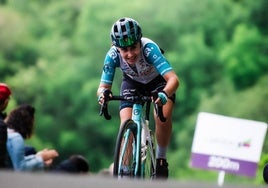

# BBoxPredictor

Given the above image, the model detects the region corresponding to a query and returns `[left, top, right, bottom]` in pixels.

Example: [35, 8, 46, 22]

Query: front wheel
[113, 119, 141, 178]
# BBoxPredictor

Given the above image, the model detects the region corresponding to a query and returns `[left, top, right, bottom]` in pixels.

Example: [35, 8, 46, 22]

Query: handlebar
[99, 91, 166, 122]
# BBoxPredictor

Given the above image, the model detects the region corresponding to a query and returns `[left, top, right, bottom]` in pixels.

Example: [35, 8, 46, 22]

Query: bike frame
[132, 103, 156, 178]
[131, 103, 142, 176]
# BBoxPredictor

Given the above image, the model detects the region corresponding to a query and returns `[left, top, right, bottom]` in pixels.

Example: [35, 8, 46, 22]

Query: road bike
[99, 90, 166, 179]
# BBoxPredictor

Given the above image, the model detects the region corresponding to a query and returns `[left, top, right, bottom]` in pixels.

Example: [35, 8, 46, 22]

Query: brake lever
[151, 90, 166, 122]
[99, 102, 111, 120]
[153, 103, 166, 122]
[99, 90, 112, 120]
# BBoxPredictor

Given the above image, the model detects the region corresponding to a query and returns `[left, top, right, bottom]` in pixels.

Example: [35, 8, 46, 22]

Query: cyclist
[97, 17, 179, 179]
[0, 83, 12, 168]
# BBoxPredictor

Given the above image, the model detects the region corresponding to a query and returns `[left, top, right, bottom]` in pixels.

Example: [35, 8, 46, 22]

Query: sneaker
[155, 158, 169, 179]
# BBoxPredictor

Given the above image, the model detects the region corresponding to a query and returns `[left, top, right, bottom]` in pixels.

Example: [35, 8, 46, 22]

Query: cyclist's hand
[98, 89, 112, 105]
[155, 91, 168, 105]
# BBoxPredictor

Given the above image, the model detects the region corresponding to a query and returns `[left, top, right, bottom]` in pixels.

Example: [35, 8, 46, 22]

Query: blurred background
[0, 0, 267, 185]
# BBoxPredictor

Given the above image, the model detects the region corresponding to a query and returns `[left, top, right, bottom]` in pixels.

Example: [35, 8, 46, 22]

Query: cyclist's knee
[120, 107, 132, 124]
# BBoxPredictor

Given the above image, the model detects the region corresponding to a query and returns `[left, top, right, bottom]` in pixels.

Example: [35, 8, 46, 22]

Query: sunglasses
[117, 35, 137, 47]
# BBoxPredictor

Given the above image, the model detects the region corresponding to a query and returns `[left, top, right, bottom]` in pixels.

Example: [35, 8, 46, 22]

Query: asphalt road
[0, 171, 265, 188]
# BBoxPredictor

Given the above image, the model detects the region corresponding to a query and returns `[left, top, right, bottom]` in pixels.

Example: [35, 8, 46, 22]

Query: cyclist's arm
[97, 47, 119, 97]
[144, 41, 172, 75]
[143, 41, 179, 97]
[162, 70, 179, 98]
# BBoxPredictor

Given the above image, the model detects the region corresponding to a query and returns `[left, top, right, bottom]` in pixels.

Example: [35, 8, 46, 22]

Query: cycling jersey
[100, 37, 173, 85]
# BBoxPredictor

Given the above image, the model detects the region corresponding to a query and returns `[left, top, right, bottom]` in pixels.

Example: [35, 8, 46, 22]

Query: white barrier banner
[191, 112, 267, 177]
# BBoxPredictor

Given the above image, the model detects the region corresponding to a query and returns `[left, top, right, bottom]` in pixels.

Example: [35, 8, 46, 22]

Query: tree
[220, 24, 268, 90]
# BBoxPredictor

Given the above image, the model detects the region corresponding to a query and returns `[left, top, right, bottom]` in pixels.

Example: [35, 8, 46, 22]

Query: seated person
[52, 154, 89, 174]
[263, 163, 268, 184]
[0, 83, 12, 168]
[5, 104, 58, 171]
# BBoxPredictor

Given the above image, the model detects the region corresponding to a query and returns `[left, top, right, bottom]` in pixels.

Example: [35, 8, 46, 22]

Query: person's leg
[119, 108, 132, 125]
[154, 100, 174, 179]
[119, 78, 135, 124]
[155, 100, 173, 149]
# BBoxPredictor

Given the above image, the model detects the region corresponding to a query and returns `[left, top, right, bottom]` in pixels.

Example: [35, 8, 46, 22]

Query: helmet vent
[121, 25, 126, 32]
[129, 21, 134, 31]
[114, 25, 118, 33]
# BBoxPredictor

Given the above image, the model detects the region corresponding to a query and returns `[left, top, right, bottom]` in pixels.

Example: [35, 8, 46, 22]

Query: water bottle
[141, 118, 148, 161]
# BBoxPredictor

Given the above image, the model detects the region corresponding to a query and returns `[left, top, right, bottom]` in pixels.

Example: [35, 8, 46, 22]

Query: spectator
[5, 104, 59, 171]
[0, 83, 12, 168]
[263, 163, 268, 184]
[52, 154, 89, 174]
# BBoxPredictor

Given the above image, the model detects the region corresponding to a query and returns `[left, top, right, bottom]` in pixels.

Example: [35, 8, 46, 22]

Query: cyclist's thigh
[119, 77, 139, 110]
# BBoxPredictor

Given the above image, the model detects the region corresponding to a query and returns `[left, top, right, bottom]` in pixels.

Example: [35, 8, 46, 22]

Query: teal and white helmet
[110, 17, 142, 47]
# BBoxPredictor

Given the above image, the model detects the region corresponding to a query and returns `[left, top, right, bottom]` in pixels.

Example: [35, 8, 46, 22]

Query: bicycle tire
[113, 119, 141, 178]
[142, 130, 156, 179]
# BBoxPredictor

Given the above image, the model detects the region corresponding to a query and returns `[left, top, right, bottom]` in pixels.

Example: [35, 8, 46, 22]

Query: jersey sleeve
[143, 42, 173, 76]
[100, 47, 120, 85]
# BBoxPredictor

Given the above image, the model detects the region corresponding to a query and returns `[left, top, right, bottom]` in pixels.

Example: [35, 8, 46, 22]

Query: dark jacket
[0, 112, 7, 168]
